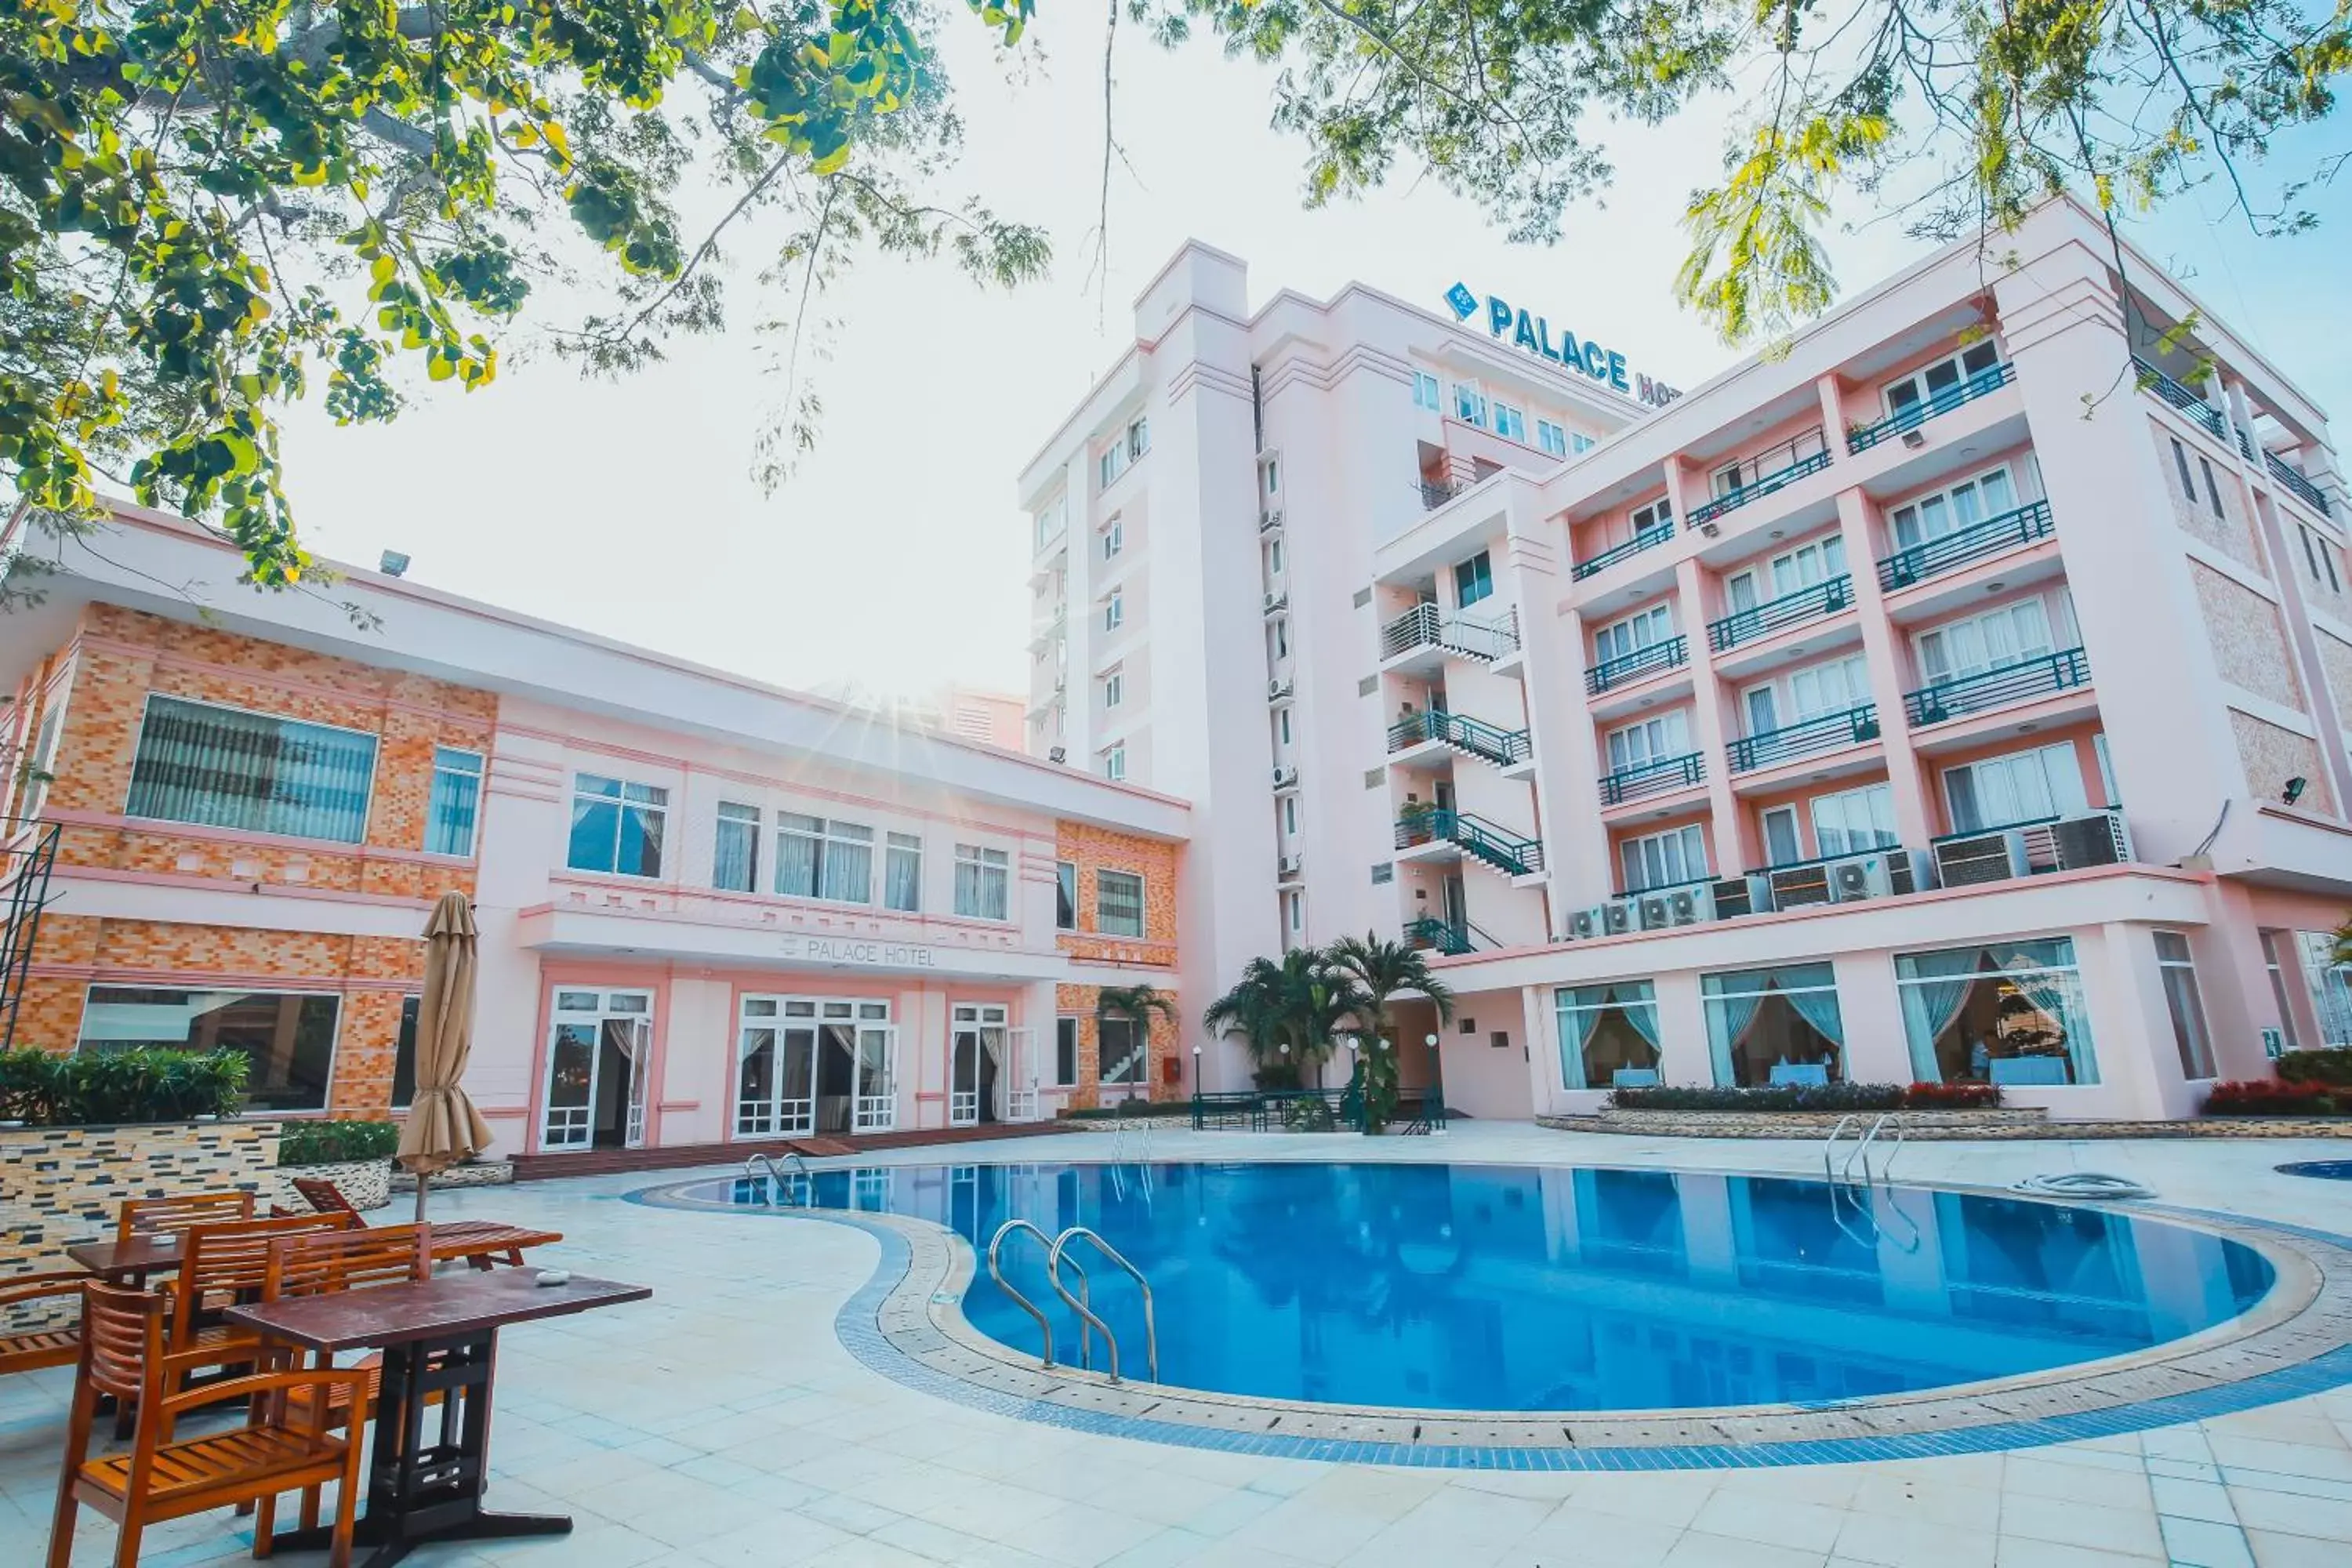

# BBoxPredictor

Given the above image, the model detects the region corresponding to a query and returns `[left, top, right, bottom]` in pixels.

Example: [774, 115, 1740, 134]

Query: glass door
[615, 1019, 651, 1148]
[854, 1025, 897, 1132]
[540, 989, 654, 1152]
[950, 1004, 1007, 1126]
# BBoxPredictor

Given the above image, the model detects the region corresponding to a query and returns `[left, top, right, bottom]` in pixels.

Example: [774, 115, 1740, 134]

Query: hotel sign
[1446, 282, 1682, 408]
[781, 936, 938, 969]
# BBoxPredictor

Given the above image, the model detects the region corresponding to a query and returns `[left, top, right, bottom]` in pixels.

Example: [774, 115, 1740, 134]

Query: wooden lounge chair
[288, 1178, 359, 1218]
[48, 1280, 367, 1568]
[1, 1272, 89, 1380]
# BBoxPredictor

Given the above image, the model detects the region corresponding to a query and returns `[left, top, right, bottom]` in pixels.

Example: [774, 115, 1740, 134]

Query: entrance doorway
[541, 989, 653, 1152]
[736, 996, 896, 1137]
[950, 1004, 1007, 1127]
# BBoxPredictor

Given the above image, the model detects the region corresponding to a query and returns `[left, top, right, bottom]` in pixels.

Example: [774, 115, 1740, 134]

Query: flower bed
[2204, 1080, 2348, 1117]
[1606, 1082, 2001, 1113]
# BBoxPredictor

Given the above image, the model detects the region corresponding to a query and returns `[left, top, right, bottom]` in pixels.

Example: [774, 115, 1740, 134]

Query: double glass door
[542, 989, 653, 1151]
[951, 1004, 1007, 1127]
[737, 996, 895, 1137]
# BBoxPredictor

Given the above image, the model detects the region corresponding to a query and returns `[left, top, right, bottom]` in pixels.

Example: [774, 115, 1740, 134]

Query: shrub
[1900, 1081, 2004, 1109]
[0, 1047, 247, 1126]
[2202, 1080, 2344, 1117]
[2275, 1048, 2352, 1088]
[1607, 1082, 2005, 1112]
[278, 1120, 402, 1166]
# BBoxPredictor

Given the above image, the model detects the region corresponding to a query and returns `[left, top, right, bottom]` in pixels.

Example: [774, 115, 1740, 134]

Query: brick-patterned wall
[1054, 982, 1180, 1110]
[2192, 564, 2307, 711]
[2318, 632, 2352, 734]
[2228, 709, 2336, 816]
[2157, 419, 2267, 571]
[1053, 821, 1178, 965]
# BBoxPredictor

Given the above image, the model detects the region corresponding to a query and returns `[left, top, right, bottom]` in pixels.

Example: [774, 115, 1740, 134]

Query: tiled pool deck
[9, 1123, 2352, 1566]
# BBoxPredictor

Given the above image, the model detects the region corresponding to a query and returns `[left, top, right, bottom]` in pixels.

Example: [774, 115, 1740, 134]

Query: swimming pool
[674, 1160, 2274, 1414]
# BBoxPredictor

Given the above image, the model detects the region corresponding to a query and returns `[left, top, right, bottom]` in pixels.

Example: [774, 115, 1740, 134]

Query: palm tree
[1327, 933, 1457, 1131]
[1094, 985, 1178, 1096]
[1203, 950, 1368, 1089]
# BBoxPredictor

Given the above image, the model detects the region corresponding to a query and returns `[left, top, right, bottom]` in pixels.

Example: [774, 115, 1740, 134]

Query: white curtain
[1897, 951, 1983, 1080]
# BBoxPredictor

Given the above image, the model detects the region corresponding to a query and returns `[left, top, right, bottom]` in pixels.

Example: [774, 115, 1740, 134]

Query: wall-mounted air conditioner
[1272, 766, 1298, 789]
[1767, 862, 1833, 909]
[1709, 875, 1773, 920]
[1568, 906, 1607, 940]
[1268, 677, 1293, 700]
[1263, 592, 1289, 614]
[1276, 854, 1303, 879]
[1047, 746, 1067, 764]
[1602, 901, 1635, 935]
[1636, 894, 1673, 931]
[1666, 884, 1716, 926]
[1933, 830, 2031, 887]
[1259, 510, 1283, 532]
[1827, 848, 1935, 903]
[2045, 810, 2132, 869]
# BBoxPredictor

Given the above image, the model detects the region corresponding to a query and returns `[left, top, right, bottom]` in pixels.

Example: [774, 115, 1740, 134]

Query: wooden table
[227, 1269, 651, 1567]
[67, 1220, 564, 1283]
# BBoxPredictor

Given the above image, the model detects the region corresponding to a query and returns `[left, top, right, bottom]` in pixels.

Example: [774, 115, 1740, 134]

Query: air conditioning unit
[1277, 854, 1303, 879]
[1768, 862, 1833, 909]
[2050, 810, 2132, 869]
[1272, 766, 1298, 789]
[1710, 875, 1773, 920]
[1268, 677, 1292, 700]
[1602, 901, 1635, 935]
[1933, 830, 2031, 887]
[1263, 592, 1288, 614]
[1568, 906, 1607, 940]
[1258, 509, 1283, 532]
[1829, 854, 1892, 902]
[1047, 746, 1067, 764]
[1636, 894, 1672, 931]
[1666, 884, 1715, 926]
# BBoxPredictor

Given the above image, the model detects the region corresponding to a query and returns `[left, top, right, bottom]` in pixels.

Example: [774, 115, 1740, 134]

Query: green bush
[2275, 1049, 2352, 1088]
[2202, 1080, 2344, 1116]
[1607, 1081, 2005, 1112]
[0, 1047, 248, 1126]
[278, 1120, 402, 1166]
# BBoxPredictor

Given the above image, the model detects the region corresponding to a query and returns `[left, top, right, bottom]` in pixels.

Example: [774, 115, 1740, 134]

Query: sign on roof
[1447, 283, 1682, 409]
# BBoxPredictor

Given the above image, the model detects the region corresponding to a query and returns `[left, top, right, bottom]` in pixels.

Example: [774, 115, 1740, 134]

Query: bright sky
[272, 22, 2352, 702]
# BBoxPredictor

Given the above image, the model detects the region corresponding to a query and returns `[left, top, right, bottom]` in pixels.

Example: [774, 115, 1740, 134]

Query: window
[1454, 550, 1494, 607]
[1098, 869, 1146, 937]
[2156, 932, 2216, 1079]
[419, 746, 485, 857]
[1631, 498, 1672, 534]
[1812, 783, 1899, 856]
[1264, 458, 1280, 494]
[713, 801, 760, 891]
[2198, 456, 2226, 520]
[1103, 593, 1123, 632]
[1103, 744, 1126, 782]
[1277, 710, 1292, 746]
[1103, 519, 1123, 560]
[393, 994, 419, 1109]
[1099, 439, 1127, 488]
[1453, 384, 1487, 428]
[2296, 930, 2352, 1047]
[1282, 796, 1298, 836]
[2300, 526, 2344, 597]
[1494, 404, 1527, 441]
[1606, 710, 1692, 773]
[17, 699, 64, 818]
[1915, 597, 2055, 684]
[1033, 495, 1067, 552]
[884, 832, 921, 913]
[1285, 889, 1305, 935]
[1555, 982, 1661, 1090]
[2169, 436, 2197, 499]
[1621, 824, 1706, 892]
[1054, 1017, 1080, 1085]
[1740, 652, 1869, 735]
[78, 985, 339, 1112]
[1726, 534, 1847, 614]
[775, 812, 873, 904]
[1054, 862, 1077, 929]
[1413, 371, 1441, 412]
[1537, 419, 1568, 457]
[1272, 619, 1289, 659]
[126, 695, 379, 844]
[1760, 805, 1803, 866]
[2261, 931, 2303, 1054]
[954, 843, 1010, 920]
[1889, 466, 2020, 550]
[1943, 742, 2090, 833]
[1127, 417, 1150, 459]
[1098, 1017, 1145, 1085]
[1103, 670, 1123, 709]
[1882, 339, 2002, 416]
[1896, 938, 2097, 1085]
[1267, 538, 1283, 575]
[568, 774, 668, 877]
[1593, 604, 1672, 666]
[1572, 432, 1596, 454]
[1702, 964, 1845, 1087]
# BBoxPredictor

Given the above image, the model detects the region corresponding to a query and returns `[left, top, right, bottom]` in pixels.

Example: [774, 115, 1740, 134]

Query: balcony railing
[1572, 521, 1674, 581]
[1387, 709, 1532, 768]
[1877, 500, 2055, 591]
[1599, 752, 1704, 805]
[1904, 646, 2091, 727]
[1687, 430, 1831, 528]
[1378, 602, 1521, 662]
[1707, 574, 1853, 652]
[1586, 635, 1687, 694]
[1846, 363, 2015, 452]
[1417, 478, 1468, 510]
[1727, 703, 1880, 773]
[1404, 915, 1473, 956]
[2267, 451, 2334, 517]
[1380, 602, 1443, 659]
[2132, 357, 2228, 443]
[1392, 808, 1544, 877]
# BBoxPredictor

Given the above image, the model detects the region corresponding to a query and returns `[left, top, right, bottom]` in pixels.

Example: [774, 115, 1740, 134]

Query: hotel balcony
[1846, 363, 2016, 453]
[1585, 636, 1689, 695]
[1708, 575, 1853, 654]
[1403, 914, 1475, 956]
[1572, 520, 1674, 582]
[2266, 450, 2335, 518]
[2132, 357, 2230, 445]
[1877, 501, 2055, 592]
[1686, 428, 1831, 529]
[1393, 808, 1545, 879]
[1904, 647, 2091, 728]
[1378, 602, 1523, 671]
[1727, 704, 1880, 775]
[1387, 709, 1533, 774]
[1599, 752, 1705, 807]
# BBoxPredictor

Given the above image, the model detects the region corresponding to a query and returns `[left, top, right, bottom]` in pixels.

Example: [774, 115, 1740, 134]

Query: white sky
[272, 21, 2352, 702]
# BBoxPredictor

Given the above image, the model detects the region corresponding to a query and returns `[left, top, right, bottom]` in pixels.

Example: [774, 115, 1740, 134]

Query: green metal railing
[1688, 430, 1831, 527]
[1707, 574, 1852, 652]
[1728, 704, 1880, 773]
[1904, 647, 2091, 727]
[1573, 521, 1674, 581]
[1189, 1088, 1358, 1132]
[1386, 709, 1532, 768]
[1598, 752, 1704, 805]
[2267, 451, 2334, 517]
[1846, 362, 2014, 452]
[1404, 915, 1473, 956]
[2132, 357, 2228, 442]
[1392, 808, 1544, 877]
[1586, 635, 1686, 694]
[1877, 500, 2054, 591]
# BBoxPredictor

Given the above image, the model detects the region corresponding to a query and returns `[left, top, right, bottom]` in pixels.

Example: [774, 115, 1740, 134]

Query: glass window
[77, 985, 339, 1112]
[1054, 1017, 1080, 1085]
[1054, 862, 1077, 930]
[1103, 745, 1126, 782]
[775, 813, 873, 904]
[1536, 419, 1566, 456]
[1099, 441, 1127, 488]
[568, 773, 667, 877]
[1883, 341, 2002, 413]
[1555, 982, 1662, 1090]
[1701, 964, 1844, 1087]
[1942, 742, 2089, 833]
[1099, 1017, 1145, 1084]
[2297, 930, 2352, 1047]
[2261, 931, 2303, 1054]
[1104, 593, 1123, 631]
[1412, 372, 1441, 411]
[2156, 932, 2216, 1079]
[1264, 459, 1280, 494]
[2169, 437, 2196, 498]
[1127, 417, 1150, 459]
[1606, 710, 1691, 772]
[1454, 550, 1494, 607]
[1631, 498, 1671, 533]
[1452, 384, 1487, 428]
[424, 747, 483, 857]
[1896, 938, 2096, 1086]
[1572, 432, 1596, 454]
[1812, 783, 1899, 857]
[1104, 671, 1123, 709]
[1889, 466, 2020, 550]
[1098, 869, 1146, 937]
[126, 695, 379, 844]
[1104, 520, 1123, 560]
[1494, 404, 1527, 441]
[1620, 824, 1706, 892]
[1761, 805, 1802, 866]
[2198, 457, 2225, 520]
[884, 832, 921, 913]
[954, 844, 1010, 920]
[1915, 597, 2056, 683]
[393, 994, 419, 1109]
[714, 801, 760, 892]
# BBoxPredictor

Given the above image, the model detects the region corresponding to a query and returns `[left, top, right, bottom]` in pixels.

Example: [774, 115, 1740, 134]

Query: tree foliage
[1200, 947, 1371, 1088]
[1, 0, 1049, 584]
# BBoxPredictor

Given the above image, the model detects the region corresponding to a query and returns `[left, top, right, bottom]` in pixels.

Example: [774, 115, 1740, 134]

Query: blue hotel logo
[1446, 284, 1682, 409]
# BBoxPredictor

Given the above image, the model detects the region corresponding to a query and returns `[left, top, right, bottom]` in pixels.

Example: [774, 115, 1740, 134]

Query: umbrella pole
[414, 1167, 429, 1224]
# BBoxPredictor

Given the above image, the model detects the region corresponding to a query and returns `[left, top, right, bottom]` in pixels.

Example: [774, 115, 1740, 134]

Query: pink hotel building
[1020, 195, 2352, 1122]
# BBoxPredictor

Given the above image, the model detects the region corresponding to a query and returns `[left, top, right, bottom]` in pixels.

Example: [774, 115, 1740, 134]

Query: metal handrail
[1708, 574, 1853, 652]
[1848, 1112, 1907, 1185]
[2267, 451, 2334, 517]
[2132, 357, 2227, 441]
[1904, 646, 2090, 727]
[1824, 1115, 1860, 1185]
[1586, 635, 1687, 694]
[1572, 521, 1674, 581]
[1846, 362, 2014, 452]
[986, 1220, 1059, 1370]
[1046, 1226, 1159, 1384]
[1598, 751, 1705, 805]
[1385, 709, 1532, 766]
[1877, 499, 2054, 591]
[1728, 703, 1880, 774]
[1404, 915, 1473, 956]
[1392, 807, 1544, 876]
[1688, 433, 1831, 527]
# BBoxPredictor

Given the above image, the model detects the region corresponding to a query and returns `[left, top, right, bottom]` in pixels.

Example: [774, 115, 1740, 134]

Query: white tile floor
[8, 1123, 2352, 1567]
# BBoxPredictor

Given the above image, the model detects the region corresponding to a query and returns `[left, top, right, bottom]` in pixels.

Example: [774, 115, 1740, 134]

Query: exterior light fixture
[1698, 522, 1721, 538]
[379, 550, 411, 577]
[1424, 1033, 1439, 1048]
[2285, 776, 2310, 804]
[1900, 430, 1928, 449]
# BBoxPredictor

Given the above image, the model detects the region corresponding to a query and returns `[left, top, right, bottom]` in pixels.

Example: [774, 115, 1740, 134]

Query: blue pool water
[678, 1161, 2274, 1413]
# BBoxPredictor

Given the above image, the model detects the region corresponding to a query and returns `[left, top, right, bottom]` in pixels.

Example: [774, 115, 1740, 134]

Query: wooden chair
[48, 1280, 366, 1568]
[2, 1271, 89, 1379]
[113, 1192, 253, 1245]
[288, 1178, 359, 1218]
[164, 1213, 360, 1375]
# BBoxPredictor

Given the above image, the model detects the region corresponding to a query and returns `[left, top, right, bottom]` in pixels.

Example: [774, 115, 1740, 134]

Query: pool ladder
[1824, 1112, 1907, 1186]
[745, 1151, 811, 1203]
[986, 1219, 1160, 1385]
[1823, 1114, 1921, 1254]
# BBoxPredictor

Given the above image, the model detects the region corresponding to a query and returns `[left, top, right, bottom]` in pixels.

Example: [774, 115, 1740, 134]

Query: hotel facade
[1018, 197, 2352, 1122]
[0, 510, 1186, 1159]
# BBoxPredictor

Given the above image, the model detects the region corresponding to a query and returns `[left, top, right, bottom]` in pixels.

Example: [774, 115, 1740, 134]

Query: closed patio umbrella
[398, 891, 493, 1221]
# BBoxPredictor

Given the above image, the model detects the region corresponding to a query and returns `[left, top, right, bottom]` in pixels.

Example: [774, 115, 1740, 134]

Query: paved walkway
[7, 1123, 2351, 1567]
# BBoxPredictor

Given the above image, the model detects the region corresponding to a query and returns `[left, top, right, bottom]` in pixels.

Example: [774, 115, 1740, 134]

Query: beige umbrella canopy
[398, 890, 494, 1221]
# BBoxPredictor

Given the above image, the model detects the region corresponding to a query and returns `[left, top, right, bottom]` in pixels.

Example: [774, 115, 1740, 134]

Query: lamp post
[1425, 1032, 1446, 1134]
[1190, 1044, 1203, 1131]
